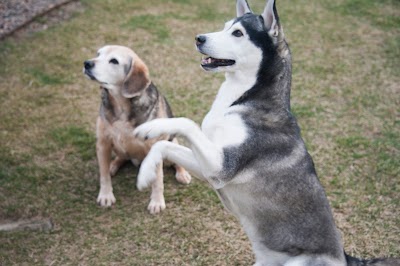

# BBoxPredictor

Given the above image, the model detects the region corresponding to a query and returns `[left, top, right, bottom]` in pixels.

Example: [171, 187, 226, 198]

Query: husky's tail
[345, 252, 400, 266]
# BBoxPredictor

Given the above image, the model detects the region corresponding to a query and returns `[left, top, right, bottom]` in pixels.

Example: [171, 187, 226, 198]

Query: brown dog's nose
[84, 60, 94, 70]
[195, 35, 206, 46]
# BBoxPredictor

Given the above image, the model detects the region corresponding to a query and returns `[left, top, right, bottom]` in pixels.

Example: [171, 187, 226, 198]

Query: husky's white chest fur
[201, 73, 257, 148]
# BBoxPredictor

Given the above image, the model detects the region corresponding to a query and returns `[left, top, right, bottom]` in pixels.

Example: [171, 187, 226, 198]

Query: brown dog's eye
[109, 58, 119, 64]
[232, 30, 243, 37]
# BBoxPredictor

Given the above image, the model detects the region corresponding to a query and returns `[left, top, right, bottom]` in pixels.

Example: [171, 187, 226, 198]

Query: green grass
[50, 126, 96, 161]
[327, 0, 400, 30]
[125, 14, 171, 41]
[28, 68, 68, 86]
[384, 35, 400, 76]
[0, 0, 399, 265]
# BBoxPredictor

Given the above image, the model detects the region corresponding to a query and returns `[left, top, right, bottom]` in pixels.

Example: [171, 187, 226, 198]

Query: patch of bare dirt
[0, 0, 83, 40]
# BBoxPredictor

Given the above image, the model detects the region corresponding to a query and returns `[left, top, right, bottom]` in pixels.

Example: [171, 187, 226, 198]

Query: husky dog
[133, 0, 399, 265]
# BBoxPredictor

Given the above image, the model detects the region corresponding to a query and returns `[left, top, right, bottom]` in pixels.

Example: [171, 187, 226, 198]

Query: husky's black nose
[195, 35, 206, 46]
[84, 60, 94, 70]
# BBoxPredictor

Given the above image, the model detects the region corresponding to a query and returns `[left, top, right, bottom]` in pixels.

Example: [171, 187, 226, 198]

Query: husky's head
[196, 0, 288, 74]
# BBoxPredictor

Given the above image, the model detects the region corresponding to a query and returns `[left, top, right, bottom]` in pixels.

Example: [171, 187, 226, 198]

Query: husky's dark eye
[232, 30, 243, 37]
[109, 58, 119, 64]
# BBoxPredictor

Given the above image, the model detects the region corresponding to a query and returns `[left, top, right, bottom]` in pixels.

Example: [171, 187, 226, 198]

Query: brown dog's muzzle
[84, 60, 94, 70]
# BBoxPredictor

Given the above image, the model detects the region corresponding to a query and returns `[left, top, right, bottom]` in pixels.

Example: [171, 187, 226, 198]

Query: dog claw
[147, 198, 166, 214]
[97, 190, 116, 207]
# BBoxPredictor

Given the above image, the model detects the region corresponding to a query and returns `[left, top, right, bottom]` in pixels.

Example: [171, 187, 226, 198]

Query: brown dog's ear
[122, 57, 150, 98]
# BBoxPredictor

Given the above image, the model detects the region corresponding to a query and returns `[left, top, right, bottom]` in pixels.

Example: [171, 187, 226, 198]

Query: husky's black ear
[262, 0, 284, 40]
[236, 0, 252, 17]
[122, 57, 150, 98]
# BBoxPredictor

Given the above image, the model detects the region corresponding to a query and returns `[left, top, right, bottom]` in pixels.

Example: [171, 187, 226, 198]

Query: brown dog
[83, 45, 191, 214]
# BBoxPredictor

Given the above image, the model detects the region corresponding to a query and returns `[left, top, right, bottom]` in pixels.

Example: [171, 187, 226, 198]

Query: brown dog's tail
[345, 252, 400, 266]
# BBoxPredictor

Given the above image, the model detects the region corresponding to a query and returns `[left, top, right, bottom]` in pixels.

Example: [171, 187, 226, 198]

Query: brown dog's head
[83, 45, 150, 98]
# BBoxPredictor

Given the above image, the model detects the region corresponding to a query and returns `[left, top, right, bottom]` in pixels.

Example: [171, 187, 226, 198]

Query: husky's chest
[201, 84, 249, 148]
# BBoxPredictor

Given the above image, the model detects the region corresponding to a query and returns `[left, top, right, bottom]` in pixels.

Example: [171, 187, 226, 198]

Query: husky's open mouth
[201, 56, 235, 69]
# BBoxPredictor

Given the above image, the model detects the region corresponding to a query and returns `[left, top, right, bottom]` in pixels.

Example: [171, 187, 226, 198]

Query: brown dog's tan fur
[83, 45, 191, 213]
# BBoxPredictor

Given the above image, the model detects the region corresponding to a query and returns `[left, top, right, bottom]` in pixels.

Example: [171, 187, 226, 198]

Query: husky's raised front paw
[136, 159, 159, 191]
[133, 119, 170, 140]
[97, 187, 116, 207]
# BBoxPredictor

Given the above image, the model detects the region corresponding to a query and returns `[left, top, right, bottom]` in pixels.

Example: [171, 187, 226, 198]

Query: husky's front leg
[134, 118, 224, 188]
[136, 140, 206, 190]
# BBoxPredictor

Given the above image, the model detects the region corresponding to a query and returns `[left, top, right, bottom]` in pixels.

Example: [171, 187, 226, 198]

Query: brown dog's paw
[109, 157, 127, 177]
[147, 198, 166, 214]
[97, 189, 116, 207]
[175, 168, 192, 185]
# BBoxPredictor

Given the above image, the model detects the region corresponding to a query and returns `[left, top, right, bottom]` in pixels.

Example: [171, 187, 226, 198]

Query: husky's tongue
[201, 56, 235, 68]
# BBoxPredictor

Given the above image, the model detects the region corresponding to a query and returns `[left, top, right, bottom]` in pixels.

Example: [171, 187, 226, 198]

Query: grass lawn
[0, 0, 399, 264]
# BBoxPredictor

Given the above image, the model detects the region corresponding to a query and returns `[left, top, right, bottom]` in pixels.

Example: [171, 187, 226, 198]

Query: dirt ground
[0, 0, 82, 40]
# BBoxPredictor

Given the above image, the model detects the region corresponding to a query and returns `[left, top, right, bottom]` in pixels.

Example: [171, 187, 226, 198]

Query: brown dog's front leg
[147, 162, 165, 214]
[96, 119, 116, 207]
